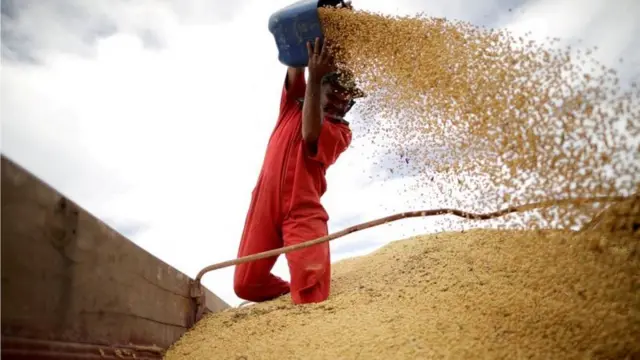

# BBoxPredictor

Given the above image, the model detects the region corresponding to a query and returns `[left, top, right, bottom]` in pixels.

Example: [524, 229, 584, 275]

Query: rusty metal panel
[1, 155, 230, 359]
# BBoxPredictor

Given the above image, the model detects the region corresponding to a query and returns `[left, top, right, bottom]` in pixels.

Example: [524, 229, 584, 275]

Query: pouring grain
[318, 8, 639, 230]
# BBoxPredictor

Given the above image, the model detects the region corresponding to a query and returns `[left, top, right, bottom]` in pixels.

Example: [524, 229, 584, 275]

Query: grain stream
[317, 8, 640, 230]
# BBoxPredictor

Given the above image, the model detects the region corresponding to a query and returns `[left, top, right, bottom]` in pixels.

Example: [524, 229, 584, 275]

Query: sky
[2, 0, 639, 307]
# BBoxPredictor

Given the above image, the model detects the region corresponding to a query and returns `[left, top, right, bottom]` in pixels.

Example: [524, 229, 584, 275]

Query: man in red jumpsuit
[233, 37, 361, 305]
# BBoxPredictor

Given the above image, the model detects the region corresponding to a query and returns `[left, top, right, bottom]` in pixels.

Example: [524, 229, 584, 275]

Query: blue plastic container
[268, 0, 343, 67]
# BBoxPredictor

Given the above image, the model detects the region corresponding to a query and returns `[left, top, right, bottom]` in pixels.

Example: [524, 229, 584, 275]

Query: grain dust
[317, 8, 640, 230]
[165, 229, 639, 359]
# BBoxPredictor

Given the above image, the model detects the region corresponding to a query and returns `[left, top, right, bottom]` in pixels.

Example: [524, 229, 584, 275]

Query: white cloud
[504, 0, 640, 84]
[2, 0, 638, 307]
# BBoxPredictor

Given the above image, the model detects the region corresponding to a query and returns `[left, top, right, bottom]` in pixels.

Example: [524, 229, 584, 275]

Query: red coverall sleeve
[305, 120, 352, 167]
[280, 70, 306, 112]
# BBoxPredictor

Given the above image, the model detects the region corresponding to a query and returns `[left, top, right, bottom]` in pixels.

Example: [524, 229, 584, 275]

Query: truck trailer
[1, 155, 230, 359]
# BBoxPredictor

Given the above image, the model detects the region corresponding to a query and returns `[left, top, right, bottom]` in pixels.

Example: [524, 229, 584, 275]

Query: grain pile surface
[165, 228, 639, 360]
[317, 8, 640, 230]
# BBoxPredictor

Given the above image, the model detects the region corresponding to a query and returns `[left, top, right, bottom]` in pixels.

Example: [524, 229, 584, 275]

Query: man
[233, 37, 362, 305]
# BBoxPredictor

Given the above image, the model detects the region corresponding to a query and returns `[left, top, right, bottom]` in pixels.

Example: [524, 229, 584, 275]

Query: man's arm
[286, 67, 305, 92]
[301, 73, 323, 144]
[280, 67, 306, 113]
[302, 38, 333, 145]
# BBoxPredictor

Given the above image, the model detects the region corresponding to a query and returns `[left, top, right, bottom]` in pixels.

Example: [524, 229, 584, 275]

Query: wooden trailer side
[1, 155, 230, 359]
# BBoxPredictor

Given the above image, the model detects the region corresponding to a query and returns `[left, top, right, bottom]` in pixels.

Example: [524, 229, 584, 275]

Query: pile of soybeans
[166, 7, 640, 360]
[166, 227, 639, 359]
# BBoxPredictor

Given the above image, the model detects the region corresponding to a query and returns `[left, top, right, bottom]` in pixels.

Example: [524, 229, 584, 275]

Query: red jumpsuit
[233, 70, 352, 305]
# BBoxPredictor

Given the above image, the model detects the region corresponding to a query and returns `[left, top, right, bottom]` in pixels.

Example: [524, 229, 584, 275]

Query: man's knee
[233, 264, 248, 296]
[233, 264, 258, 301]
[233, 273, 290, 302]
[233, 278, 267, 302]
[233, 280, 254, 301]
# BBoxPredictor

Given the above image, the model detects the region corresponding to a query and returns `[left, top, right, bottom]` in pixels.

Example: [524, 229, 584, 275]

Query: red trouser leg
[282, 213, 331, 304]
[233, 192, 290, 302]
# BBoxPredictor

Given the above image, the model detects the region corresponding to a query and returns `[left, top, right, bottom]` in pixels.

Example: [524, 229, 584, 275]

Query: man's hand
[306, 37, 334, 84]
[301, 37, 333, 145]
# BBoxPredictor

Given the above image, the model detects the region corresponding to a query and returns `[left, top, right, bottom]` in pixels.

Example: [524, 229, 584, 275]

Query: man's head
[320, 71, 364, 120]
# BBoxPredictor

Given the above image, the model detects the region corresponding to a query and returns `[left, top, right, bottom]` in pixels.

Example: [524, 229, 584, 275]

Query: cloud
[1, 0, 252, 63]
[2, 0, 638, 308]
[503, 0, 640, 86]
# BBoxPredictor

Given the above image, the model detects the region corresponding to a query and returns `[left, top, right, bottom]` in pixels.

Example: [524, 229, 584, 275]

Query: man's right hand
[306, 37, 334, 84]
